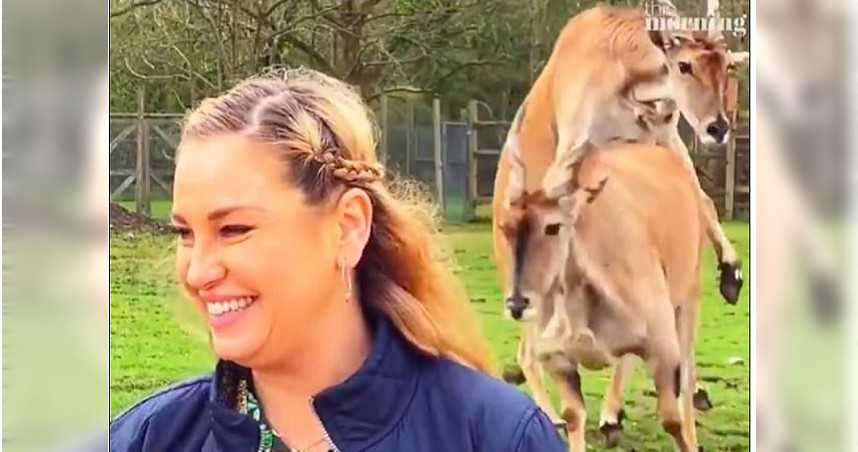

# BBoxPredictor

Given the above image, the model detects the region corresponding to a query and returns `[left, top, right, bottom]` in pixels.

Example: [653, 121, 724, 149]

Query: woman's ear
[335, 188, 373, 268]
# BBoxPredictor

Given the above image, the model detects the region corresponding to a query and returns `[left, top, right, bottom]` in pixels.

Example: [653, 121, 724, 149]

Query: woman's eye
[220, 225, 253, 237]
[169, 225, 193, 242]
[169, 225, 191, 238]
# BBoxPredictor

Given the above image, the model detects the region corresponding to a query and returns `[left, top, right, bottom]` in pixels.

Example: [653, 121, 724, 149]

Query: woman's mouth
[206, 296, 258, 316]
[204, 296, 259, 329]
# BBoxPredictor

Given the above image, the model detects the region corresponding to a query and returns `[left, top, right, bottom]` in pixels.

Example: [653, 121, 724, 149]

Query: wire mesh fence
[109, 95, 749, 223]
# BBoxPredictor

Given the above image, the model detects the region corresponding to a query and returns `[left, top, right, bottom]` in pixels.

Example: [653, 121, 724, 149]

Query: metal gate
[441, 121, 471, 223]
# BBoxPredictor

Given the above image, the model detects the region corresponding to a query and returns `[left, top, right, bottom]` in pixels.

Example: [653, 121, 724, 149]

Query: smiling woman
[109, 68, 565, 452]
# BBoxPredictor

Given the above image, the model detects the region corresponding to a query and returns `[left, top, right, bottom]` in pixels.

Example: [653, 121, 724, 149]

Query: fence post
[467, 100, 479, 208]
[725, 134, 736, 221]
[406, 100, 415, 177]
[724, 113, 739, 221]
[724, 75, 740, 221]
[380, 94, 388, 166]
[433, 97, 444, 215]
[135, 86, 151, 216]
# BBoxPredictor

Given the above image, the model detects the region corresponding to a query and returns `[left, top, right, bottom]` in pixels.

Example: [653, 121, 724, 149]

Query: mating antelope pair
[491, 4, 747, 452]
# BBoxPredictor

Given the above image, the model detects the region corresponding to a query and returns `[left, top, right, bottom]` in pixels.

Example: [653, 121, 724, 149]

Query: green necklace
[237, 379, 332, 452]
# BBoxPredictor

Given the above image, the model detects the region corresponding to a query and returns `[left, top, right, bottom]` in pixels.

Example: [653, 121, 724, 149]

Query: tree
[110, 0, 508, 107]
[109, 0, 748, 121]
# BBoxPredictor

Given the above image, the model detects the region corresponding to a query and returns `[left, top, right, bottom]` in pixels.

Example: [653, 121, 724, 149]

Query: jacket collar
[208, 313, 423, 451]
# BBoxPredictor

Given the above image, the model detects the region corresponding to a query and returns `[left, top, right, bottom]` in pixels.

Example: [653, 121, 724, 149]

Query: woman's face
[171, 134, 340, 365]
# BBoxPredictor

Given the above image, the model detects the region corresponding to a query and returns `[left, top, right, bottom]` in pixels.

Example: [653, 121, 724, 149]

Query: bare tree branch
[111, 0, 165, 18]
[436, 59, 503, 84]
[172, 89, 190, 110]
[279, 33, 334, 73]
[358, 0, 385, 13]
[124, 56, 187, 80]
[363, 54, 426, 68]
[183, 0, 228, 88]
[366, 86, 437, 102]
[308, 0, 340, 24]
[364, 11, 413, 24]
[111, 0, 517, 112]
[266, 4, 343, 42]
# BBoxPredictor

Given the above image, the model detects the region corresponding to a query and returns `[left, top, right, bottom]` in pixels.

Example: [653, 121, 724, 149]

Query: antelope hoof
[599, 409, 625, 448]
[694, 388, 713, 411]
[718, 261, 743, 304]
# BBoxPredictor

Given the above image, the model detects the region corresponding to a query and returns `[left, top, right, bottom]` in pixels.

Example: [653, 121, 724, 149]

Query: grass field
[110, 218, 749, 450]
[118, 200, 173, 221]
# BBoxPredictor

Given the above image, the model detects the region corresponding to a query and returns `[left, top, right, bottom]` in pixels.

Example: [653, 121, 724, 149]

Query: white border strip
[0, 0, 6, 448]
[748, 0, 756, 449]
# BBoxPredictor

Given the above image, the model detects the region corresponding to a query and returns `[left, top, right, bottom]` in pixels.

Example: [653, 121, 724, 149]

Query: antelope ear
[504, 136, 525, 210]
[707, 28, 727, 45]
[674, 32, 695, 45]
[558, 192, 580, 216]
[557, 190, 589, 225]
[542, 149, 577, 200]
[649, 30, 673, 53]
[650, 27, 696, 52]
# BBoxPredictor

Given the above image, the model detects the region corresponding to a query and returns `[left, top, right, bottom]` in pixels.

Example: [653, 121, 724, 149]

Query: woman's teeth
[207, 297, 256, 316]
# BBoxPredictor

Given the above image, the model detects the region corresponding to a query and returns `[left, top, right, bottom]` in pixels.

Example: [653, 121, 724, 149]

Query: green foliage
[110, 0, 749, 121]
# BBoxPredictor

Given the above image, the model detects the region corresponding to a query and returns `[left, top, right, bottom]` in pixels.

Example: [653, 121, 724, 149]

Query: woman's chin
[211, 331, 264, 363]
[204, 299, 265, 361]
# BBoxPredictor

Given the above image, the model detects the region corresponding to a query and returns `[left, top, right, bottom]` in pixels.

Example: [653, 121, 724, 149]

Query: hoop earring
[340, 256, 352, 302]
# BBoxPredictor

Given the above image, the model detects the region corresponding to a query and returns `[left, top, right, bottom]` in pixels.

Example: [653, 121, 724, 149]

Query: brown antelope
[491, 3, 745, 440]
[498, 140, 706, 452]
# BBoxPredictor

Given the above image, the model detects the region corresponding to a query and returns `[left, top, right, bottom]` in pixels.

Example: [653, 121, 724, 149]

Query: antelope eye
[678, 61, 693, 75]
[545, 223, 561, 236]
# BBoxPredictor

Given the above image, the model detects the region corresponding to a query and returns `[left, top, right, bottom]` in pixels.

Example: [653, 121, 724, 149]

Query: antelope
[491, 4, 746, 442]
[498, 139, 706, 452]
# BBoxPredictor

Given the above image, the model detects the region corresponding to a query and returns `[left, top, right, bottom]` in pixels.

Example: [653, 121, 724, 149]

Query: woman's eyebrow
[170, 206, 265, 224]
[207, 205, 265, 221]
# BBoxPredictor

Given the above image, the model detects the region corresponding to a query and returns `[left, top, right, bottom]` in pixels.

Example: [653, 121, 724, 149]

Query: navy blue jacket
[110, 314, 566, 451]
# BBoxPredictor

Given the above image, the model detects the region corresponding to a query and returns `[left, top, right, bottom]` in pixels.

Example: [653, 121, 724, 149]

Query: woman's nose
[185, 248, 226, 290]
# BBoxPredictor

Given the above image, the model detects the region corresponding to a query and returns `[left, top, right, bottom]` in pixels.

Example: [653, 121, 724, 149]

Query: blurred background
[3, 0, 108, 450]
[755, 0, 851, 451]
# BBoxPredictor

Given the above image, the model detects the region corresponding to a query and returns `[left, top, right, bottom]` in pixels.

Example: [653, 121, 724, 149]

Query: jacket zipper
[309, 397, 341, 452]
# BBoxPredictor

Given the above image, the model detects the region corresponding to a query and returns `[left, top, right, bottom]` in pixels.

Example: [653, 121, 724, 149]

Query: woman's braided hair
[306, 114, 385, 186]
[183, 67, 385, 201]
[314, 150, 384, 184]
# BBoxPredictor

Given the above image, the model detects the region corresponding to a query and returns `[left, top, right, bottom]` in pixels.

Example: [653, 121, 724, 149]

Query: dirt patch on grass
[110, 202, 171, 234]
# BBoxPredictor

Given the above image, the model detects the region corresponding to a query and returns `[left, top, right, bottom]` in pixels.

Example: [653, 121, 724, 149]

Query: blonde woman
[109, 69, 564, 452]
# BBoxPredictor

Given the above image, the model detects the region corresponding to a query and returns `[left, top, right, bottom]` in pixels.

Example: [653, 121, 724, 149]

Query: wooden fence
[109, 89, 182, 216]
[110, 95, 750, 222]
[109, 91, 448, 218]
[466, 99, 751, 221]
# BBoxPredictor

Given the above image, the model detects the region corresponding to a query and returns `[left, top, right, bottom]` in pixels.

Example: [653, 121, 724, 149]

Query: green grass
[118, 200, 173, 221]
[444, 222, 750, 451]
[109, 232, 214, 415]
[110, 222, 749, 450]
